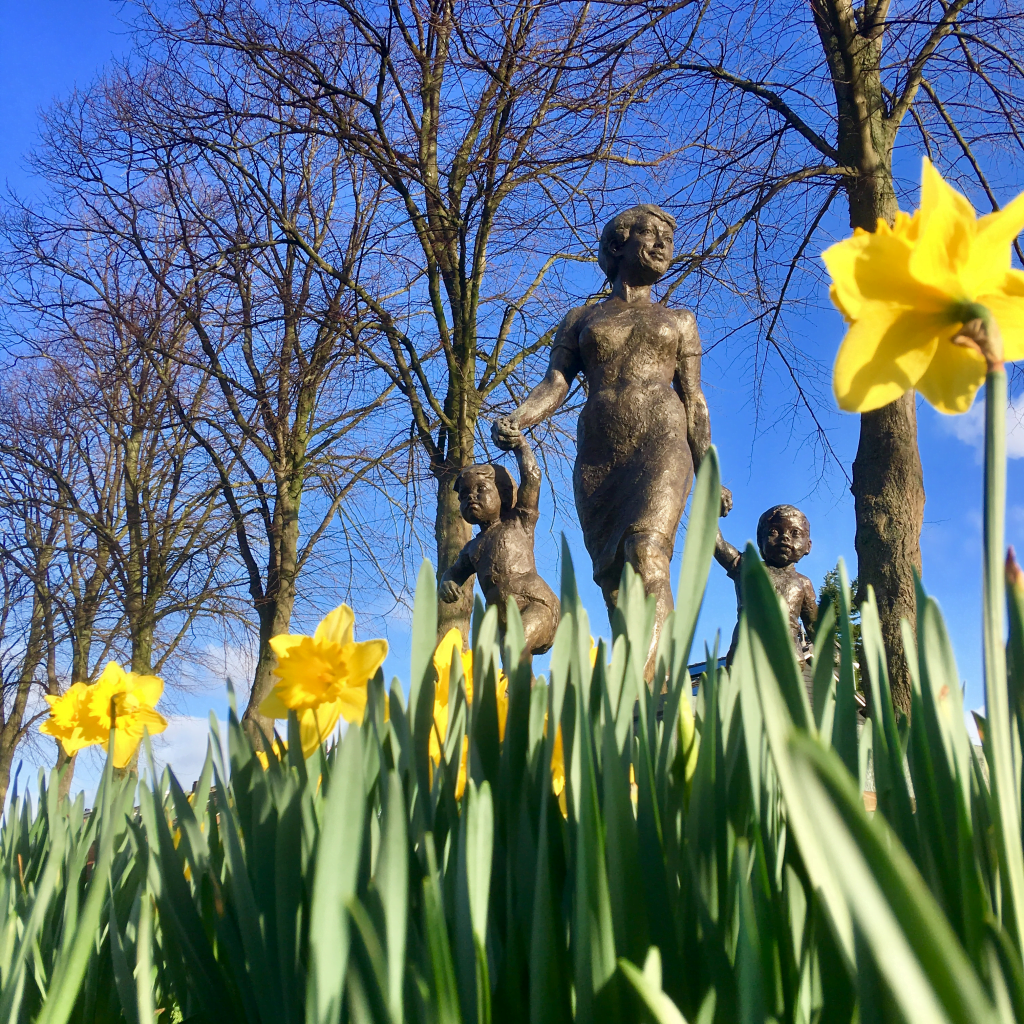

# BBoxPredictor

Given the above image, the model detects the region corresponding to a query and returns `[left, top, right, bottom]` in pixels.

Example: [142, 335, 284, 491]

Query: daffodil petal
[910, 158, 976, 296]
[130, 675, 164, 707]
[983, 271, 1024, 361]
[343, 639, 388, 687]
[314, 604, 355, 647]
[968, 192, 1024, 296]
[823, 219, 942, 321]
[269, 634, 306, 658]
[833, 305, 951, 412]
[335, 686, 368, 725]
[112, 729, 142, 769]
[432, 628, 464, 698]
[95, 662, 125, 688]
[915, 338, 987, 414]
[259, 689, 293, 719]
[132, 707, 169, 737]
[299, 701, 343, 758]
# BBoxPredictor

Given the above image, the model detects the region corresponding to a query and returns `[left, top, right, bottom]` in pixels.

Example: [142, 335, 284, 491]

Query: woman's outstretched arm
[493, 311, 582, 444]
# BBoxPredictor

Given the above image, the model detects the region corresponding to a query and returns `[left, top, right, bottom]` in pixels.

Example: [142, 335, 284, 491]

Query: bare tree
[131, 0, 693, 642]
[6, 61, 402, 740]
[637, 0, 1024, 712]
[0, 483, 59, 807]
[0, 364, 122, 801]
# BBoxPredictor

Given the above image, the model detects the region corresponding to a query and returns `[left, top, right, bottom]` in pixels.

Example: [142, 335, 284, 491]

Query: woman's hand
[439, 579, 461, 603]
[491, 416, 521, 451]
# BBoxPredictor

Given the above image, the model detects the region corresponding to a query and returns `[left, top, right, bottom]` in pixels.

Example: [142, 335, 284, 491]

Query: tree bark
[56, 749, 76, 802]
[852, 397, 924, 713]
[245, 591, 297, 747]
[816, 0, 925, 716]
[241, 479, 301, 746]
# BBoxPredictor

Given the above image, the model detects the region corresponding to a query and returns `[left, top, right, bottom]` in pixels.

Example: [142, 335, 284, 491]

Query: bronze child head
[453, 464, 517, 527]
[756, 504, 812, 569]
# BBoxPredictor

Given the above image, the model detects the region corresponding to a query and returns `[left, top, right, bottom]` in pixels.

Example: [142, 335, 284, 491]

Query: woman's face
[618, 215, 674, 285]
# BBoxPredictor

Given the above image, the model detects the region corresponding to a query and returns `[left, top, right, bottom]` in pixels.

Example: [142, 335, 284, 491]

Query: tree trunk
[244, 594, 296, 747]
[435, 461, 474, 645]
[56, 749, 76, 801]
[843, 149, 925, 719]
[131, 627, 154, 675]
[852, 396, 924, 714]
[817, 0, 925, 717]
[241, 480, 301, 747]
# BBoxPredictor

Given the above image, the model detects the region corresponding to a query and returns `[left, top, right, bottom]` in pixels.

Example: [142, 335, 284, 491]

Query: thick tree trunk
[131, 628, 154, 675]
[852, 396, 924, 714]
[435, 462, 474, 644]
[56, 749, 76, 801]
[244, 594, 296, 747]
[241, 480, 301, 747]
[815, 0, 925, 717]
[843, 168, 925, 718]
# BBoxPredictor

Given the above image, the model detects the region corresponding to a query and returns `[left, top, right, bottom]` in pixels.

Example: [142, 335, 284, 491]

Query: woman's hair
[453, 464, 517, 514]
[756, 504, 811, 554]
[598, 204, 677, 282]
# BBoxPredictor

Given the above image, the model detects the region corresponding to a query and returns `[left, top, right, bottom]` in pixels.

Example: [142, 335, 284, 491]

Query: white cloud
[149, 715, 230, 789]
[942, 393, 1024, 459]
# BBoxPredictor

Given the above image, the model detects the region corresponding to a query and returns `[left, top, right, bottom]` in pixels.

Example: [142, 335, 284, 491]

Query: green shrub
[3, 448, 1024, 1023]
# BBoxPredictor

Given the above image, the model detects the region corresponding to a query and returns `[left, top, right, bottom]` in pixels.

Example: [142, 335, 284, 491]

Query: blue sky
[2, 1, 1022, 800]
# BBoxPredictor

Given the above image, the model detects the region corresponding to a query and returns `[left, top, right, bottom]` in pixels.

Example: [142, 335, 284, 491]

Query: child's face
[760, 514, 810, 568]
[459, 472, 502, 525]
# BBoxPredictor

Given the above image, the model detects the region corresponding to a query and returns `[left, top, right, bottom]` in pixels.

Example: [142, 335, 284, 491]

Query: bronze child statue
[715, 504, 817, 675]
[439, 427, 560, 658]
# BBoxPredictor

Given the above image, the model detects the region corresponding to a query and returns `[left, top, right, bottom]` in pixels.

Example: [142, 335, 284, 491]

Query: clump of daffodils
[41, 663, 168, 769]
[824, 157, 1024, 413]
[431, 628, 508, 798]
[259, 603, 388, 759]
[431, 628, 566, 810]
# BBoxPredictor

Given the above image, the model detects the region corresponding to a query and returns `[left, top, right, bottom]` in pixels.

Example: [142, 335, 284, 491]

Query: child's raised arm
[512, 433, 542, 513]
[714, 530, 741, 577]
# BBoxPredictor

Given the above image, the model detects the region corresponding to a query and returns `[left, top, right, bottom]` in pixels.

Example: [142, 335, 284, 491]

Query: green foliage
[818, 566, 864, 692]
[3, 447, 1024, 1023]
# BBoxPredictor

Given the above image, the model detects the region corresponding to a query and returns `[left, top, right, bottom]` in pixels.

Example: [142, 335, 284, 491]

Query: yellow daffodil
[824, 157, 1024, 413]
[40, 682, 98, 757]
[549, 722, 567, 817]
[40, 663, 168, 769]
[429, 629, 508, 799]
[255, 738, 288, 769]
[86, 663, 169, 768]
[259, 604, 388, 758]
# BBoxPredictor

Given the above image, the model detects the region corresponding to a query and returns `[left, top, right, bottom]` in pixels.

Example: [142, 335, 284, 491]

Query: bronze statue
[440, 428, 560, 657]
[715, 504, 817, 673]
[492, 204, 731, 677]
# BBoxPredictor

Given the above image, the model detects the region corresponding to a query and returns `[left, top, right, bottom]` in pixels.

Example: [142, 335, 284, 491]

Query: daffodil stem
[981, 366, 1024, 949]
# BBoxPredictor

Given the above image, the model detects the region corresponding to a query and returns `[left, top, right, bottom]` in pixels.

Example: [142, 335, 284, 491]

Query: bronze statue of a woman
[492, 205, 731, 677]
